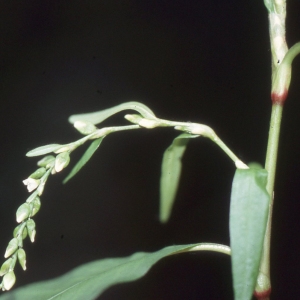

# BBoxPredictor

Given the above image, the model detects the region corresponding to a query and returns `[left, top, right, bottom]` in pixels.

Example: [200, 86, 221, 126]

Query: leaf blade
[26, 144, 63, 157]
[159, 133, 198, 223]
[63, 137, 104, 184]
[68, 102, 156, 125]
[229, 165, 270, 300]
[0, 243, 210, 300]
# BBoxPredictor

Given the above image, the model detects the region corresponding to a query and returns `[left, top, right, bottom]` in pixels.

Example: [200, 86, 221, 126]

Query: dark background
[0, 1, 300, 299]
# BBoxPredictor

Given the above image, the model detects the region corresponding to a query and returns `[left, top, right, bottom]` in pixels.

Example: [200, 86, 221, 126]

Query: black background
[1, 1, 300, 299]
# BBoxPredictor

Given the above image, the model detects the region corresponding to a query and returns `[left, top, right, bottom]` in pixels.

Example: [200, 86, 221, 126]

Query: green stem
[258, 104, 283, 292]
[169, 243, 231, 256]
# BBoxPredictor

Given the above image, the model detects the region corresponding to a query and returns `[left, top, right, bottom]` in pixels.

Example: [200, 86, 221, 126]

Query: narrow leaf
[160, 133, 198, 223]
[229, 165, 270, 300]
[68, 101, 156, 125]
[26, 144, 63, 157]
[63, 137, 104, 184]
[0, 243, 213, 300]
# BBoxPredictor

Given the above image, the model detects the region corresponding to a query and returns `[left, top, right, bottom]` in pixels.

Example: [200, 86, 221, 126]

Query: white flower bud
[0, 258, 12, 276]
[26, 219, 36, 243]
[3, 271, 16, 291]
[13, 224, 28, 240]
[30, 196, 41, 217]
[37, 155, 55, 168]
[16, 203, 31, 223]
[17, 249, 26, 271]
[74, 120, 97, 135]
[4, 238, 18, 258]
[55, 152, 70, 173]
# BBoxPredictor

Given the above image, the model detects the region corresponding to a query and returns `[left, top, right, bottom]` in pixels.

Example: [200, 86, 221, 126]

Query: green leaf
[26, 144, 63, 157]
[63, 137, 104, 184]
[0, 243, 208, 300]
[68, 101, 156, 125]
[229, 165, 270, 300]
[159, 133, 198, 223]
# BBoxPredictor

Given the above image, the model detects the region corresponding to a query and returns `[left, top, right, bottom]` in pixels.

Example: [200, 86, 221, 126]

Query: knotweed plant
[0, 1, 299, 299]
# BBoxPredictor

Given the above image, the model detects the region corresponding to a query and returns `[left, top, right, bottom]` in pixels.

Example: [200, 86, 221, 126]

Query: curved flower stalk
[0, 102, 247, 292]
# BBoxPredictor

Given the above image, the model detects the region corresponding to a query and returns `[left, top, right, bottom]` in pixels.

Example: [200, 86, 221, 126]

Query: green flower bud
[17, 249, 26, 271]
[124, 114, 161, 128]
[54, 145, 72, 154]
[30, 196, 41, 217]
[16, 203, 31, 223]
[25, 190, 39, 203]
[37, 155, 55, 168]
[55, 152, 70, 173]
[0, 258, 12, 276]
[23, 178, 40, 192]
[17, 235, 23, 248]
[26, 219, 36, 243]
[29, 167, 46, 179]
[74, 120, 97, 135]
[3, 271, 16, 291]
[37, 181, 45, 196]
[4, 238, 18, 258]
[13, 224, 28, 240]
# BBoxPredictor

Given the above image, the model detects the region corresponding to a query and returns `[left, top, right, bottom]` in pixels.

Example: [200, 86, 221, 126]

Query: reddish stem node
[271, 89, 288, 105]
[253, 287, 271, 300]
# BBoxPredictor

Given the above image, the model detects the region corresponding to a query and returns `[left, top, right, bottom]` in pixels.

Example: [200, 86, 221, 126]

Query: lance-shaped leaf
[63, 137, 104, 184]
[26, 144, 64, 157]
[229, 164, 270, 300]
[68, 101, 156, 125]
[0, 243, 229, 300]
[159, 133, 198, 223]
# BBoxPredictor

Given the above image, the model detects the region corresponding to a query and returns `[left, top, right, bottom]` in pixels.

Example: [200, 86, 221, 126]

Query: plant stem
[169, 243, 231, 256]
[257, 104, 283, 297]
[265, 104, 283, 196]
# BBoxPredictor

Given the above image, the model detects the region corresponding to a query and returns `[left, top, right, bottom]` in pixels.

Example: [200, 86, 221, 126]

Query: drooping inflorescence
[0, 153, 70, 291]
[0, 102, 248, 292]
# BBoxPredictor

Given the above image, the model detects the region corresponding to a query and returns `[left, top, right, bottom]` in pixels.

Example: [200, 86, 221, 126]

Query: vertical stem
[262, 104, 283, 272]
[255, 2, 287, 298]
[255, 104, 283, 299]
[265, 104, 283, 196]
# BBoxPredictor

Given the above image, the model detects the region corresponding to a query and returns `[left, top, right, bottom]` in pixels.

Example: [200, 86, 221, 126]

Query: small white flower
[23, 178, 40, 192]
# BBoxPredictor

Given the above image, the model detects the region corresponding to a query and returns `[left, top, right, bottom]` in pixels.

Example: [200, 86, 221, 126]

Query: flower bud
[55, 152, 70, 172]
[23, 178, 40, 192]
[3, 271, 16, 291]
[13, 224, 28, 240]
[74, 120, 97, 135]
[29, 167, 46, 179]
[4, 238, 18, 258]
[37, 181, 45, 196]
[175, 123, 216, 140]
[16, 203, 31, 223]
[124, 114, 161, 128]
[0, 258, 12, 276]
[37, 155, 55, 168]
[26, 219, 36, 243]
[25, 191, 39, 203]
[30, 196, 41, 217]
[17, 249, 26, 271]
